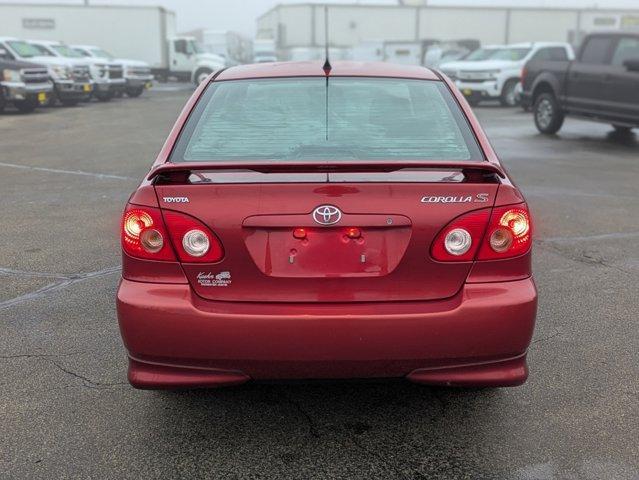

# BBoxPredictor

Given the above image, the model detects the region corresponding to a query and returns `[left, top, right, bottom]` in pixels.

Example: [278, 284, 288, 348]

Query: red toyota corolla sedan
[116, 61, 537, 389]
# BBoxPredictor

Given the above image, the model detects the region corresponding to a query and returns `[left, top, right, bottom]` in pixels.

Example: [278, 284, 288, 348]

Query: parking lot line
[0, 161, 135, 181]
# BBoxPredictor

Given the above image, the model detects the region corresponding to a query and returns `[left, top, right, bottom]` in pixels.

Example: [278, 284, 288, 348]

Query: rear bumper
[117, 277, 537, 389]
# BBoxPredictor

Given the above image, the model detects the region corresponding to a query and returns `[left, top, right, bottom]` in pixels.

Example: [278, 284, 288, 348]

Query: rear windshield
[171, 77, 482, 162]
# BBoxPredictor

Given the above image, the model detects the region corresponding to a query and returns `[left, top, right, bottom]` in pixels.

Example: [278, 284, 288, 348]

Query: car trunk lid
[154, 166, 499, 303]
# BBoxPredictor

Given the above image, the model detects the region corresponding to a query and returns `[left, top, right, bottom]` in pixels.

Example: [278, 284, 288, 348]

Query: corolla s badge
[312, 205, 342, 225]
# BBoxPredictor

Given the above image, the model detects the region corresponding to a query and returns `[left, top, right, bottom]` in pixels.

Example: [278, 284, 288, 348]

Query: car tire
[125, 86, 145, 98]
[59, 98, 80, 107]
[194, 68, 213, 86]
[500, 79, 521, 107]
[95, 91, 114, 102]
[534, 93, 564, 135]
[14, 99, 38, 113]
[612, 125, 632, 134]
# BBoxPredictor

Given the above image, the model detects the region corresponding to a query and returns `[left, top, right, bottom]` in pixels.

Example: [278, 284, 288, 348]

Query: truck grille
[72, 66, 91, 82]
[21, 67, 49, 84]
[109, 65, 124, 80]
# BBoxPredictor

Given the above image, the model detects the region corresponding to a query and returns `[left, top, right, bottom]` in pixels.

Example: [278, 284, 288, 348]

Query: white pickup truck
[440, 42, 574, 107]
[72, 45, 154, 98]
[0, 37, 92, 106]
[28, 40, 125, 102]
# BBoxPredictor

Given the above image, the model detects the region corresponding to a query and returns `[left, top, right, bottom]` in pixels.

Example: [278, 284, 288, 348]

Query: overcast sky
[3, 0, 639, 35]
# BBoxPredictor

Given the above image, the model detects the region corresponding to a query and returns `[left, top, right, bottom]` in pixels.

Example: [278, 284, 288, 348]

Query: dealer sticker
[197, 271, 232, 287]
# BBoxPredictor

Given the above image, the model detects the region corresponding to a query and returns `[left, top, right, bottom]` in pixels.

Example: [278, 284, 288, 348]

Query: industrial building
[256, 2, 639, 61]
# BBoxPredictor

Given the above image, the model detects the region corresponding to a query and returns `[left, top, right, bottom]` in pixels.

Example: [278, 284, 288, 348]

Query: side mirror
[0, 47, 9, 59]
[623, 58, 639, 72]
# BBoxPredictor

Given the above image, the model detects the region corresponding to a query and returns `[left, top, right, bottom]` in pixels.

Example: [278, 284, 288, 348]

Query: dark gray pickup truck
[0, 57, 53, 113]
[521, 32, 639, 134]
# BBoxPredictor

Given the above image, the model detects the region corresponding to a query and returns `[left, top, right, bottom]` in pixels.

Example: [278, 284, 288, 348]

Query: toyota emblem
[312, 205, 342, 225]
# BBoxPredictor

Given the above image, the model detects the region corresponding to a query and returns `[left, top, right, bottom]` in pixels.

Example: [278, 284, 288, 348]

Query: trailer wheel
[194, 68, 213, 86]
[534, 93, 564, 134]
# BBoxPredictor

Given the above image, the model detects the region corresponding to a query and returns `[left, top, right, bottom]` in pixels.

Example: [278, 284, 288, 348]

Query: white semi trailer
[0, 3, 225, 84]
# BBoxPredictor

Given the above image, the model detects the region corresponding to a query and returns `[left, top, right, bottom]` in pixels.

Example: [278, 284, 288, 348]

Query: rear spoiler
[147, 161, 505, 181]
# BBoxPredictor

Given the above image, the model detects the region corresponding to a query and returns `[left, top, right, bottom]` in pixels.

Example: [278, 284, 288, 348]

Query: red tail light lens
[431, 204, 532, 262]
[163, 210, 224, 263]
[121, 205, 175, 261]
[431, 209, 491, 262]
[478, 204, 532, 260]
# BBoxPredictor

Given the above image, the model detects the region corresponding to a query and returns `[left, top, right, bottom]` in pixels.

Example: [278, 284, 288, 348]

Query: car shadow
[142, 380, 520, 477]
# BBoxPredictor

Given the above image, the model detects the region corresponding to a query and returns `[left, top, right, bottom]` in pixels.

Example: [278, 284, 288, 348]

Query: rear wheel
[126, 86, 144, 98]
[534, 93, 564, 134]
[500, 79, 521, 107]
[14, 99, 38, 113]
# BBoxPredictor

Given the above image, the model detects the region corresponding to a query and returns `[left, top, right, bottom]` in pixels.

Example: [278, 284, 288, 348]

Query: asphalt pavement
[1, 89, 638, 480]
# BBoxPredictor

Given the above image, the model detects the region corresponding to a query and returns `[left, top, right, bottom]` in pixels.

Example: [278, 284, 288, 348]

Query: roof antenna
[323, 5, 331, 75]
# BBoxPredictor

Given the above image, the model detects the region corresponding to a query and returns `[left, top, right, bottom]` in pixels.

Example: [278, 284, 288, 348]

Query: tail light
[121, 205, 225, 263]
[121, 205, 175, 261]
[162, 210, 224, 263]
[478, 204, 532, 260]
[431, 203, 532, 262]
[521, 67, 528, 83]
[431, 209, 491, 262]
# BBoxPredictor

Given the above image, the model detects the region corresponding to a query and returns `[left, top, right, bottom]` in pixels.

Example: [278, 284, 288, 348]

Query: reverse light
[182, 229, 210, 257]
[431, 209, 491, 262]
[444, 228, 472, 256]
[162, 210, 224, 263]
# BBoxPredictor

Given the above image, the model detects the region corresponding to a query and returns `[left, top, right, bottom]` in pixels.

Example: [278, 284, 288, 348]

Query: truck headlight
[48, 65, 71, 80]
[2, 69, 22, 82]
